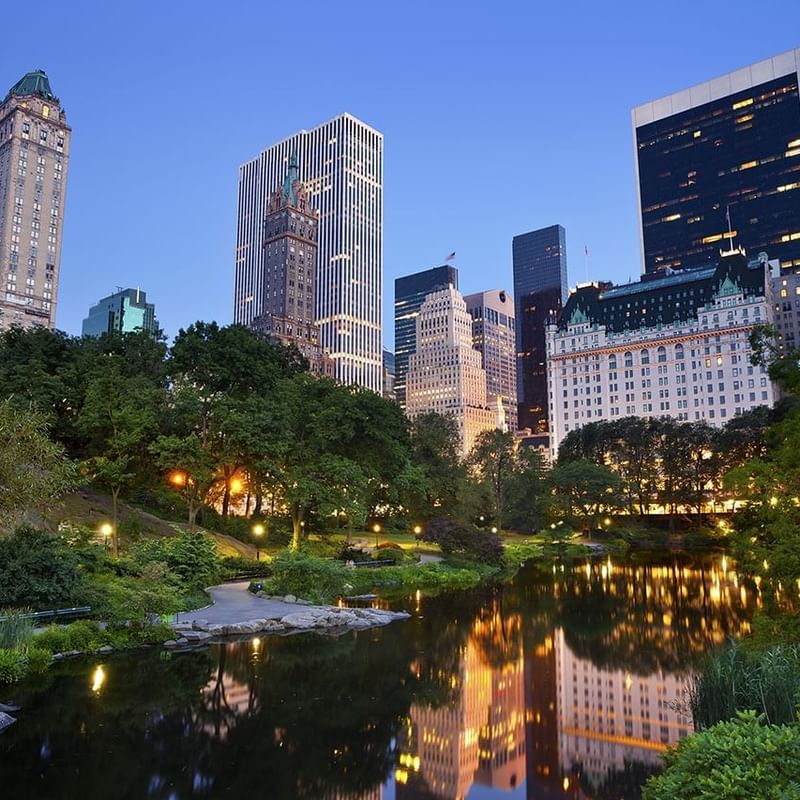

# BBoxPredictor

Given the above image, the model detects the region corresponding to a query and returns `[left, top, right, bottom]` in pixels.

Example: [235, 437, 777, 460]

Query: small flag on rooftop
[445, 251, 456, 261]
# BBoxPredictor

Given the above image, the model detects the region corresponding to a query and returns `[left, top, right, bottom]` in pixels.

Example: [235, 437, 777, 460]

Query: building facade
[235, 113, 383, 391]
[250, 153, 332, 376]
[464, 288, 518, 433]
[382, 349, 395, 400]
[633, 49, 800, 275]
[773, 263, 800, 354]
[406, 286, 498, 457]
[546, 249, 776, 460]
[513, 225, 568, 434]
[394, 265, 458, 409]
[0, 70, 70, 331]
[81, 288, 159, 338]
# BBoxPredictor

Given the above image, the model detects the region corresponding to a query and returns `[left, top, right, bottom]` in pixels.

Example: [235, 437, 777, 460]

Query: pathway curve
[179, 581, 325, 625]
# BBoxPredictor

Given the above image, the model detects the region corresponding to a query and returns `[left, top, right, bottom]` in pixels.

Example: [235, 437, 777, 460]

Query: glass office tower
[633, 49, 800, 275]
[82, 288, 158, 338]
[394, 265, 458, 409]
[512, 225, 568, 433]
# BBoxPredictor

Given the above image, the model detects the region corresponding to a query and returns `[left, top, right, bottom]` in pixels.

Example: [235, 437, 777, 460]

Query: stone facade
[0, 70, 70, 331]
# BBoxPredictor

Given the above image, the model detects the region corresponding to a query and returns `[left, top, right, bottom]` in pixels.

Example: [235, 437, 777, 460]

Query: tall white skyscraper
[406, 286, 498, 457]
[235, 113, 383, 391]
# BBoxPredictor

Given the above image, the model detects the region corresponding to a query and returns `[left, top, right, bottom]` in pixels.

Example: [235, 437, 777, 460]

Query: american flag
[446, 251, 456, 261]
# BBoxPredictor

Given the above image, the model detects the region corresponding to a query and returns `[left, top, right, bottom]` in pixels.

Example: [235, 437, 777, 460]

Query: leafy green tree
[549, 459, 621, 529]
[468, 429, 516, 531]
[607, 417, 660, 515]
[0, 399, 77, 530]
[643, 711, 800, 800]
[505, 446, 549, 531]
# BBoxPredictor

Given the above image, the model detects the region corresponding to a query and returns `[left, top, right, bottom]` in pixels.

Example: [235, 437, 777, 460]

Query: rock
[192, 620, 209, 632]
[173, 622, 193, 632]
[283, 594, 297, 604]
[296, 598, 313, 606]
[182, 631, 211, 641]
[68, 650, 81, 657]
[206, 624, 224, 635]
[255, 591, 267, 598]
[0, 703, 20, 714]
[163, 640, 177, 648]
[0, 712, 16, 733]
[280, 611, 323, 630]
[175, 638, 189, 647]
[53, 653, 64, 660]
[98, 645, 113, 654]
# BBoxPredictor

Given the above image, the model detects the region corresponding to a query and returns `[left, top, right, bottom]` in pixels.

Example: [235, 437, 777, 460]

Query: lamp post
[413, 524, 422, 554]
[252, 523, 265, 560]
[373, 522, 381, 549]
[100, 522, 113, 550]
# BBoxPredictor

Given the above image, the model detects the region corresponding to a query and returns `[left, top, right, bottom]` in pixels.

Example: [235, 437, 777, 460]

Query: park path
[178, 581, 325, 625]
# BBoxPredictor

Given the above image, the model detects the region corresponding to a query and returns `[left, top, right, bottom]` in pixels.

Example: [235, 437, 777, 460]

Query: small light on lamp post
[170, 471, 186, 487]
[252, 523, 265, 560]
[373, 522, 381, 548]
[491, 526, 498, 534]
[100, 522, 113, 549]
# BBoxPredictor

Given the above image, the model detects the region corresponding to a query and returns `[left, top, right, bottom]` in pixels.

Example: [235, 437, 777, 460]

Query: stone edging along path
[161, 581, 411, 647]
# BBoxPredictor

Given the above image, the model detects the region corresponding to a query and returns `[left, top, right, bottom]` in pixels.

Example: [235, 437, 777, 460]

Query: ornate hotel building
[464, 288, 518, 434]
[406, 286, 498, 458]
[250, 153, 332, 376]
[0, 70, 70, 331]
[235, 114, 383, 391]
[545, 249, 776, 460]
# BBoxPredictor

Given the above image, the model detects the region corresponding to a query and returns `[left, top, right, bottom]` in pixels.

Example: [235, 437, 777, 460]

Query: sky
[4, 0, 799, 350]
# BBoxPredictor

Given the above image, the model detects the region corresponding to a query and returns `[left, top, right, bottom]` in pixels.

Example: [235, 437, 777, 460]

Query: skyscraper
[250, 153, 332, 376]
[235, 113, 383, 391]
[382, 349, 396, 400]
[464, 289, 518, 433]
[81, 288, 159, 338]
[0, 70, 70, 332]
[394, 264, 458, 409]
[512, 225, 568, 434]
[406, 286, 498, 457]
[633, 48, 800, 275]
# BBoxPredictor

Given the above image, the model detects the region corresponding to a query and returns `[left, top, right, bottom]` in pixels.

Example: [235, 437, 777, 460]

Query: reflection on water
[0, 554, 753, 799]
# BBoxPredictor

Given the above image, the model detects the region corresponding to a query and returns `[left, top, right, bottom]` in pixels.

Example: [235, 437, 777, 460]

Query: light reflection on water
[0, 553, 753, 800]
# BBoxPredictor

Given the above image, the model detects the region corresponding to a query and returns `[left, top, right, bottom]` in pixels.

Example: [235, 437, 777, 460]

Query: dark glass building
[394, 265, 458, 409]
[512, 225, 568, 433]
[633, 49, 800, 275]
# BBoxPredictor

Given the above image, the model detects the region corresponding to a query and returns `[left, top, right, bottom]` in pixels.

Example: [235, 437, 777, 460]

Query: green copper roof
[6, 70, 57, 103]
[282, 151, 300, 206]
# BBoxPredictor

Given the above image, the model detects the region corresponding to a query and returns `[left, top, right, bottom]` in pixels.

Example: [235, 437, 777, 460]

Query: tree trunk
[222, 485, 230, 518]
[254, 487, 263, 516]
[188, 499, 199, 533]
[291, 508, 304, 551]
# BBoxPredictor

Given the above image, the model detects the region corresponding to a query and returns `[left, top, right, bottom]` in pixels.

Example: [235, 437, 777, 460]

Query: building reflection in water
[396, 555, 752, 800]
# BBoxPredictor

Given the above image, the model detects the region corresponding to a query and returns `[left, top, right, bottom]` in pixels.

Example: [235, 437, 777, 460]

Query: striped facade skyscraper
[235, 113, 383, 391]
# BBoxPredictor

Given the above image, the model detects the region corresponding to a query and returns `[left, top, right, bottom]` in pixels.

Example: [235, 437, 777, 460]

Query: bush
[260, 552, 348, 603]
[220, 556, 271, 578]
[266, 527, 292, 546]
[0, 648, 26, 684]
[373, 545, 412, 565]
[643, 711, 800, 800]
[0, 527, 83, 608]
[34, 621, 107, 654]
[336, 544, 371, 562]
[133, 531, 220, 588]
[24, 646, 52, 674]
[419, 518, 503, 564]
[690, 641, 800, 728]
[0, 608, 34, 649]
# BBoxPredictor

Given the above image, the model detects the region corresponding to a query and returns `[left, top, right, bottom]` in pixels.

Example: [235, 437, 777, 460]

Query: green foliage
[549, 460, 621, 525]
[0, 648, 26, 684]
[260, 551, 349, 604]
[132, 531, 220, 587]
[24, 646, 52, 675]
[0, 608, 34, 649]
[0, 527, 83, 608]
[690, 641, 800, 728]
[420, 517, 503, 563]
[0, 399, 77, 529]
[34, 620, 106, 654]
[643, 711, 800, 800]
[220, 555, 271, 578]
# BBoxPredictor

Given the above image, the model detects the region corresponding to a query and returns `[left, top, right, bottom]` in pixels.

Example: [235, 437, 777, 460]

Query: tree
[0, 399, 77, 531]
[468, 429, 516, 530]
[505, 447, 549, 531]
[607, 417, 660, 515]
[549, 460, 621, 529]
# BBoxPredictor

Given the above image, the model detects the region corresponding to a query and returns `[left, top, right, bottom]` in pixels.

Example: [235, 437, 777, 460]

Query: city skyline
[2, 4, 799, 350]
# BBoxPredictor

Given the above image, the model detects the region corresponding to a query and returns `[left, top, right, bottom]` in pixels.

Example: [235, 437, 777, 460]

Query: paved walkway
[177, 582, 325, 625]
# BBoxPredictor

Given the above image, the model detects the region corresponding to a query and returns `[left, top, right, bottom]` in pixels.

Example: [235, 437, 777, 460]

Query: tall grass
[690, 640, 800, 728]
[0, 608, 34, 650]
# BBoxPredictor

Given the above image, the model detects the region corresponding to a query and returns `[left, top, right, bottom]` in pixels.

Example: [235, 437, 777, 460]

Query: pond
[0, 553, 753, 799]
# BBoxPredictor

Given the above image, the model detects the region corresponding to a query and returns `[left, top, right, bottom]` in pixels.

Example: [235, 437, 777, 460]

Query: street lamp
[170, 471, 186, 487]
[373, 522, 381, 549]
[252, 523, 265, 560]
[491, 526, 498, 534]
[99, 522, 113, 549]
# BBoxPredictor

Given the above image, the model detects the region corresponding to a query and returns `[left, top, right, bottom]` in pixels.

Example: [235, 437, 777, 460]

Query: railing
[0, 606, 92, 623]
[352, 560, 395, 568]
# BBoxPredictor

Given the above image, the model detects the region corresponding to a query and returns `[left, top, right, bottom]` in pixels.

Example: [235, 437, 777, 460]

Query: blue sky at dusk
[3, 1, 798, 348]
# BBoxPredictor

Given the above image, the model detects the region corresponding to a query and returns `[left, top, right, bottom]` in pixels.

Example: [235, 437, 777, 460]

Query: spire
[282, 150, 300, 205]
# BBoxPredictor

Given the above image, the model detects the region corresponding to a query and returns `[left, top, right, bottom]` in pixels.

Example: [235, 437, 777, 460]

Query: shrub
[0, 527, 83, 608]
[34, 621, 106, 654]
[419, 518, 503, 564]
[373, 545, 411, 565]
[261, 551, 347, 603]
[24, 646, 52, 674]
[220, 556, 271, 578]
[266, 527, 292, 546]
[690, 641, 800, 728]
[0, 608, 34, 649]
[0, 648, 26, 684]
[643, 711, 800, 800]
[34, 624, 72, 654]
[133, 531, 220, 588]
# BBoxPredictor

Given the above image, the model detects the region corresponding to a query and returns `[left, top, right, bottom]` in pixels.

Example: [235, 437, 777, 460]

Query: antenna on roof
[584, 244, 590, 283]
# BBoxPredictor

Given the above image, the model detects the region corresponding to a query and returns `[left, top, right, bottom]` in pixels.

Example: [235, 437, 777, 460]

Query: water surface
[0, 553, 753, 799]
